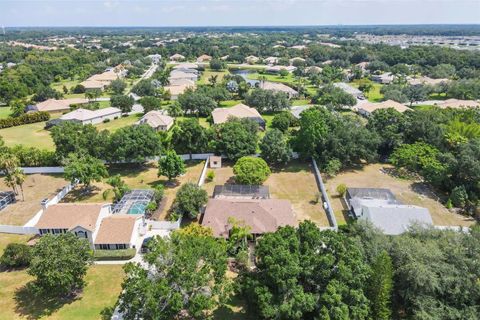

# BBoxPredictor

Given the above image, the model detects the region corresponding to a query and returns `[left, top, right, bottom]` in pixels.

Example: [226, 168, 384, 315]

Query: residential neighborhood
[0, 4, 479, 320]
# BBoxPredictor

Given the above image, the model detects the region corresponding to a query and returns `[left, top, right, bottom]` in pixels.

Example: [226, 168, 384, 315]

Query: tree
[172, 182, 208, 219]
[260, 129, 292, 164]
[158, 150, 186, 181]
[106, 125, 163, 162]
[271, 111, 297, 133]
[177, 89, 217, 117]
[110, 79, 127, 94]
[214, 118, 258, 160]
[242, 221, 370, 319]
[32, 86, 62, 102]
[367, 108, 406, 156]
[390, 142, 445, 177]
[9, 99, 26, 118]
[0, 151, 20, 194]
[171, 118, 210, 159]
[403, 84, 429, 106]
[102, 174, 130, 202]
[336, 183, 347, 196]
[131, 79, 156, 96]
[111, 94, 134, 114]
[209, 59, 226, 71]
[85, 88, 101, 102]
[28, 233, 93, 296]
[449, 185, 469, 208]
[51, 122, 107, 159]
[64, 153, 108, 189]
[233, 156, 271, 185]
[11, 167, 26, 201]
[0, 243, 32, 269]
[313, 84, 356, 109]
[117, 231, 231, 320]
[244, 88, 290, 113]
[367, 251, 393, 320]
[324, 158, 342, 177]
[139, 96, 162, 113]
[429, 63, 456, 79]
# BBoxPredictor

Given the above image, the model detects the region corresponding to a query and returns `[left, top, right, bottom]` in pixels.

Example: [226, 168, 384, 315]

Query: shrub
[0, 243, 32, 269]
[154, 184, 165, 202]
[325, 159, 342, 177]
[0, 112, 50, 129]
[93, 249, 136, 261]
[146, 201, 158, 213]
[233, 156, 271, 185]
[206, 170, 215, 182]
[103, 118, 110, 123]
[336, 183, 347, 197]
[449, 185, 469, 208]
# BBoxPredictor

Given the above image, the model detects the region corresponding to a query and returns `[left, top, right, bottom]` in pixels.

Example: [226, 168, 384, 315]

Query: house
[345, 188, 433, 235]
[81, 66, 126, 91]
[356, 62, 369, 71]
[290, 105, 312, 119]
[434, 99, 480, 109]
[265, 57, 279, 65]
[164, 84, 192, 100]
[196, 54, 212, 63]
[245, 55, 260, 64]
[80, 79, 106, 91]
[137, 111, 174, 131]
[220, 55, 229, 61]
[356, 100, 412, 116]
[169, 78, 196, 87]
[290, 45, 307, 50]
[289, 57, 305, 65]
[371, 72, 394, 84]
[407, 76, 450, 86]
[29, 98, 89, 113]
[201, 198, 296, 238]
[148, 54, 162, 64]
[170, 53, 185, 61]
[266, 65, 297, 74]
[259, 81, 299, 99]
[169, 70, 198, 81]
[35, 203, 110, 248]
[305, 66, 322, 74]
[59, 107, 122, 125]
[172, 62, 198, 70]
[211, 103, 265, 127]
[333, 82, 365, 99]
[94, 215, 143, 250]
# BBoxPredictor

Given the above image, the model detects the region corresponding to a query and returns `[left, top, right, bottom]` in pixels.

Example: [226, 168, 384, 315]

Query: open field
[0, 264, 124, 320]
[325, 163, 475, 227]
[64, 161, 205, 220]
[0, 106, 12, 119]
[0, 121, 55, 150]
[198, 69, 230, 85]
[351, 80, 384, 102]
[0, 174, 68, 226]
[247, 72, 295, 85]
[203, 161, 330, 227]
[95, 113, 142, 132]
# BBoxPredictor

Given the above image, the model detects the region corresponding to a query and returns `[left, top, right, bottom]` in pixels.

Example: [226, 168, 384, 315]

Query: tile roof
[137, 111, 174, 128]
[357, 100, 412, 114]
[94, 214, 139, 244]
[60, 107, 121, 122]
[435, 99, 480, 109]
[211, 103, 263, 124]
[201, 198, 296, 238]
[35, 98, 88, 112]
[35, 203, 105, 231]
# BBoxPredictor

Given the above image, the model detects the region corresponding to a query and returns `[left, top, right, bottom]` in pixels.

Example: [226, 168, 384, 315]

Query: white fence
[20, 167, 64, 174]
[149, 219, 181, 231]
[0, 225, 37, 234]
[197, 157, 210, 187]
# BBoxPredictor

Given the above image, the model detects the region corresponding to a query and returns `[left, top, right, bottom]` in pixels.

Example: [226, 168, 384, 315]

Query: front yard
[325, 163, 475, 227]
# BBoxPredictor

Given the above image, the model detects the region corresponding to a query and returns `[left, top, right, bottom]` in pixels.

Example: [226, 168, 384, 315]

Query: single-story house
[59, 107, 122, 125]
[290, 45, 307, 50]
[211, 103, 265, 127]
[94, 215, 143, 250]
[289, 57, 306, 65]
[407, 76, 450, 86]
[356, 62, 369, 71]
[80, 79, 106, 91]
[172, 63, 198, 70]
[169, 71, 198, 81]
[345, 188, 433, 235]
[265, 65, 297, 74]
[265, 57, 279, 65]
[29, 98, 89, 113]
[201, 198, 296, 238]
[170, 53, 185, 61]
[197, 54, 212, 63]
[245, 55, 260, 64]
[259, 81, 299, 99]
[35, 203, 110, 248]
[290, 105, 312, 119]
[371, 72, 394, 84]
[148, 54, 162, 64]
[169, 78, 196, 87]
[356, 100, 412, 116]
[164, 84, 193, 100]
[333, 82, 365, 99]
[434, 99, 480, 109]
[137, 111, 174, 131]
[305, 66, 322, 74]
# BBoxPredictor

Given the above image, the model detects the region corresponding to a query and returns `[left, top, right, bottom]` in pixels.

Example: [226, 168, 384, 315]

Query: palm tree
[12, 168, 26, 201]
[208, 75, 218, 86]
[4, 173, 17, 195]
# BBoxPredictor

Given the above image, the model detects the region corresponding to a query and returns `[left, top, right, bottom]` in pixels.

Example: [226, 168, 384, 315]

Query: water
[128, 202, 147, 215]
[230, 69, 260, 86]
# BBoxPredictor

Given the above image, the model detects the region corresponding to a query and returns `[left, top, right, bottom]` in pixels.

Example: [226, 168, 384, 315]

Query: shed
[209, 156, 222, 169]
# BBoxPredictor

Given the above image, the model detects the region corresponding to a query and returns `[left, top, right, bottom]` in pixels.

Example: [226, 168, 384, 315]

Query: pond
[230, 69, 260, 86]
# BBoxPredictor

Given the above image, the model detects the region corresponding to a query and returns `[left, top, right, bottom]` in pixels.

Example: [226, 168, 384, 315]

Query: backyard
[0, 121, 55, 150]
[198, 69, 230, 85]
[0, 174, 68, 226]
[203, 160, 330, 227]
[64, 161, 205, 220]
[324, 163, 475, 227]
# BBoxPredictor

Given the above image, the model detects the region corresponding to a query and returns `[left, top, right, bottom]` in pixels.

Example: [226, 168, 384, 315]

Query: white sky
[0, 0, 479, 27]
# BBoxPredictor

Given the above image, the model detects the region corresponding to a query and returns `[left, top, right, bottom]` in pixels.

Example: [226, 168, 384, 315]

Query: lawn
[247, 72, 295, 85]
[219, 100, 243, 108]
[324, 163, 476, 227]
[0, 106, 12, 119]
[95, 113, 142, 132]
[198, 69, 230, 85]
[175, 116, 210, 129]
[203, 161, 330, 227]
[0, 264, 124, 320]
[64, 161, 205, 220]
[351, 79, 384, 102]
[0, 174, 68, 226]
[0, 121, 55, 150]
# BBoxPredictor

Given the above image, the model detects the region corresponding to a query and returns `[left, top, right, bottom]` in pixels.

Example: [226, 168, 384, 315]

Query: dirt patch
[325, 163, 475, 227]
[0, 174, 68, 226]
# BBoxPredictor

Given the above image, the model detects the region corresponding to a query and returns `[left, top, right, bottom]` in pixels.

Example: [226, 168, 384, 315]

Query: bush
[325, 159, 342, 177]
[154, 184, 165, 202]
[0, 112, 50, 129]
[336, 183, 347, 197]
[103, 118, 110, 123]
[0, 243, 32, 269]
[10, 145, 58, 167]
[93, 249, 136, 261]
[449, 185, 469, 208]
[206, 170, 215, 182]
[233, 156, 271, 185]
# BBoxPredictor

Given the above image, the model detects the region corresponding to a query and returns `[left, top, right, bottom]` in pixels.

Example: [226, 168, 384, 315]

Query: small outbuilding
[209, 156, 222, 169]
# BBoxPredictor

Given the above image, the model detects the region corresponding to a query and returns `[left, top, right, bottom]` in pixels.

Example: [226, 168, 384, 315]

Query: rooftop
[213, 184, 270, 199]
[94, 214, 139, 244]
[211, 103, 263, 124]
[35, 203, 105, 231]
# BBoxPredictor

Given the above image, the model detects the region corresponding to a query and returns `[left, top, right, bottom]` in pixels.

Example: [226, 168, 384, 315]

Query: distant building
[290, 105, 312, 119]
[137, 111, 174, 131]
[245, 55, 260, 64]
[264, 57, 279, 65]
[59, 107, 122, 125]
[345, 188, 433, 235]
[356, 100, 412, 116]
[434, 99, 480, 109]
[211, 103, 265, 127]
[333, 82, 365, 99]
[164, 84, 193, 100]
[196, 54, 212, 63]
[259, 81, 299, 99]
[169, 53, 185, 61]
[29, 98, 89, 113]
[265, 65, 296, 74]
[371, 72, 394, 84]
[407, 76, 450, 86]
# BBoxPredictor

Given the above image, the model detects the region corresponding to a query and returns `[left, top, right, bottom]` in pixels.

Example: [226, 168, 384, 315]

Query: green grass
[176, 116, 210, 128]
[0, 107, 12, 119]
[247, 72, 295, 85]
[0, 121, 55, 150]
[291, 99, 311, 106]
[351, 79, 384, 102]
[95, 113, 142, 132]
[219, 100, 243, 108]
[198, 69, 230, 85]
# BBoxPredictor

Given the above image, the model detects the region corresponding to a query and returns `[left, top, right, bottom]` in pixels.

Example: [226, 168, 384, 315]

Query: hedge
[93, 248, 136, 261]
[0, 112, 50, 129]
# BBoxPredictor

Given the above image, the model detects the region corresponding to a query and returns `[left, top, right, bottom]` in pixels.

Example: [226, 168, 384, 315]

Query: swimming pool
[128, 203, 147, 215]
